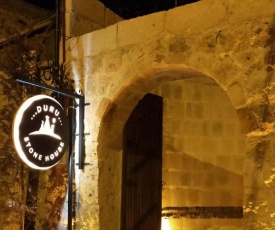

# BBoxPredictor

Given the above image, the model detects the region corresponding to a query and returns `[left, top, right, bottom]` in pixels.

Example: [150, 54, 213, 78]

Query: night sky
[25, 0, 56, 10]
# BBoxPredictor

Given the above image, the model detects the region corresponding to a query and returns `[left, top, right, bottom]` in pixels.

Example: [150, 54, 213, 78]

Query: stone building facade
[65, 0, 274, 229]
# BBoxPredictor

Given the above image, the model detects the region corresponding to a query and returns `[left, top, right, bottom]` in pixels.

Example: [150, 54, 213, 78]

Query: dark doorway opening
[121, 93, 163, 230]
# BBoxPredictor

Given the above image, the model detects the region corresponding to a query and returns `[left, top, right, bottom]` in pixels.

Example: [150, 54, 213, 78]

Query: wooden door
[121, 93, 163, 230]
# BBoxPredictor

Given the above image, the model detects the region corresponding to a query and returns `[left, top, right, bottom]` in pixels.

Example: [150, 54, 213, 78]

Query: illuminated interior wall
[152, 77, 245, 229]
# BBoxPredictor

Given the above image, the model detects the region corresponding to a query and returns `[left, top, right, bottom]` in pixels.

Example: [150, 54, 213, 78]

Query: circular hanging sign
[13, 95, 69, 170]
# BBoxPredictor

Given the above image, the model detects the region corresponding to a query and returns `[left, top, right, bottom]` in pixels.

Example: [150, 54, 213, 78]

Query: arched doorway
[97, 68, 245, 230]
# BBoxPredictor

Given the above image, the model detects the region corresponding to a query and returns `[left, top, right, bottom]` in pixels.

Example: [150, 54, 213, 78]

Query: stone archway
[97, 65, 247, 230]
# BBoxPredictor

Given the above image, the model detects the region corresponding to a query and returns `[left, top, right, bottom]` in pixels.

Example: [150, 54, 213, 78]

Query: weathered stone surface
[66, 0, 275, 229]
[70, 0, 122, 36]
[117, 12, 165, 47]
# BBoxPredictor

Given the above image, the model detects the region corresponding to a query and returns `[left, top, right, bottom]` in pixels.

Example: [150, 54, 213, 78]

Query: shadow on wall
[162, 152, 244, 219]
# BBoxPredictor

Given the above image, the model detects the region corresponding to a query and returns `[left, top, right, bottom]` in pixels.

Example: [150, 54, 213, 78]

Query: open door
[121, 93, 163, 230]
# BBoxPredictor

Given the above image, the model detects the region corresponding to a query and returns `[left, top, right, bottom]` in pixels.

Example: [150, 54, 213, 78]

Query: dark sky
[25, 0, 55, 10]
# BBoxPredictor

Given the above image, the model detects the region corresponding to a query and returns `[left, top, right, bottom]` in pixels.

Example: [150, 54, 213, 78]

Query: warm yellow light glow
[13, 95, 67, 170]
[161, 218, 171, 230]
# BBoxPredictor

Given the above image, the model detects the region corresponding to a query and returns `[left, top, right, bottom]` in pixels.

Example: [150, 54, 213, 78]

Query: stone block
[162, 170, 170, 186]
[185, 102, 204, 119]
[162, 189, 171, 207]
[226, 82, 247, 109]
[166, 0, 227, 35]
[203, 104, 215, 120]
[191, 120, 204, 136]
[216, 155, 233, 171]
[222, 138, 236, 155]
[161, 82, 172, 98]
[168, 37, 191, 54]
[169, 171, 184, 187]
[103, 51, 122, 74]
[167, 153, 183, 170]
[201, 156, 215, 171]
[173, 84, 183, 100]
[165, 119, 181, 134]
[213, 105, 225, 120]
[162, 152, 168, 170]
[215, 171, 230, 187]
[181, 172, 191, 187]
[117, 12, 165, 47]
[78, 24, 117, 57]
[229, 0, 275, 23]
[212, 121, 224, 136]
[202, 85, 217, 102]
[205, 172, 218, 189]
[199, 190, 217, 206]
[185, 189, 199, 206]
[190, 172, 206, 188]
[214, 189, 233, 206]
[201, 137, 221, 155]
[224, 122, 237, 136]
[171, 189, 186, 206]
[183, 136, 201, 153]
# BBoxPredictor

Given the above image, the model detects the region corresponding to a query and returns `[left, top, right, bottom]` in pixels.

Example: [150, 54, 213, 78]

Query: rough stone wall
[69, 0, 122, 36]
[66, 0, 275, 229]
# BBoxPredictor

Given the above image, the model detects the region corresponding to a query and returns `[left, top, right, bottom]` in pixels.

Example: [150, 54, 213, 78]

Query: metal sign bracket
[15, 76, 86, 169]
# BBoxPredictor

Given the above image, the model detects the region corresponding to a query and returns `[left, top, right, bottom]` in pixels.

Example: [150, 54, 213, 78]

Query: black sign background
[13, 95, 69, 169]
